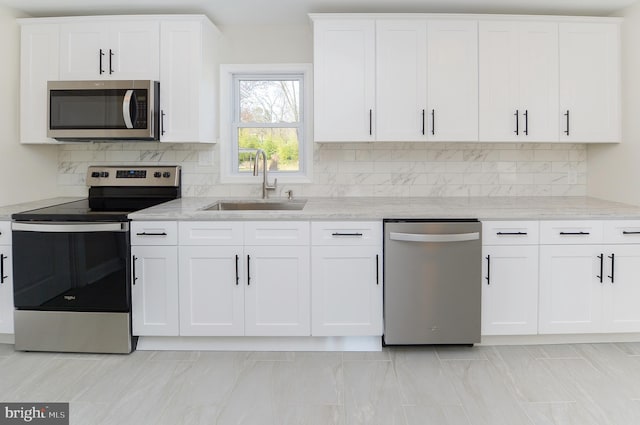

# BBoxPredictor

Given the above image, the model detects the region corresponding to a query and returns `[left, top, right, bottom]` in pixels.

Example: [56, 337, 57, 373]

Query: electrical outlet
[567, 170, 578, 185]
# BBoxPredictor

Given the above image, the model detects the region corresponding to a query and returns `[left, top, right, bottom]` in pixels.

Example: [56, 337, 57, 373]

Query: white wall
[587, 3, 640, 206]
[0, 5, 58, 206]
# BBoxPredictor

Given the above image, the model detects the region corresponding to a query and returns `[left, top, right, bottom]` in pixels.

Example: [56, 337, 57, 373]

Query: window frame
[220, 64, 313, 184]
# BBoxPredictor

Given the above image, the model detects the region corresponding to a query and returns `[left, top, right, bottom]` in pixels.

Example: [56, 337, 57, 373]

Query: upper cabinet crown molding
[18, 14, 220, 145]
[311, 13, 621, 144]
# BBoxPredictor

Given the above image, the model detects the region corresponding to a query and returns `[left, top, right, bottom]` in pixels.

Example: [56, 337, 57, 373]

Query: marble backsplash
[57, 142, 587, 198]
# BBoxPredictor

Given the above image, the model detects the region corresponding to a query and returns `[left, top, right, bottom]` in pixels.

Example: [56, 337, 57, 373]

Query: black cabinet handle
[136, 232, 167, 236]
[235, 254, 239, 286]
[0, 254, 7, 284]
[247, 254, 251, 286]
[376, 254, 379, 285]
[485, 255, 491, 285]
[496, 232, 528, 236]
[369, 109, 373, 136]
[431, 109, 435, 136]
[421, 109, 425, 136]
[559, 232, 590, 236]
[564, 110, 570, 136]
[597, 254, 603, 283]
[132, 255, 138, 285]
[109, 49, 114, 75]
[608, 253, 615, 283]
[161, 110, 166, 136]
[524, 110, 529, 136]
[332, 232, 363, 237]
[514, 110, 519, 135]
[623, 231, 640, 235]
[99, 49, 105, 74]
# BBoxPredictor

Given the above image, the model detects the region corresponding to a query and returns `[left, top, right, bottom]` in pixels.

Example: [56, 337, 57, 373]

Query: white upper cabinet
[20, 24, 59, 144]
[376, 20, 427, 142]
[60, 21, 159, 80]
[313, 19, 376, 142]
[479, 21, 559, 142]
[159, 19, 219, 143]
[426, 20, 478, 142]
[559, 22, 621, 143]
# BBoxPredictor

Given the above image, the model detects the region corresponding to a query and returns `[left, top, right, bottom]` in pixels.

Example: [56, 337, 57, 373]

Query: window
[220, 64, 313, 183]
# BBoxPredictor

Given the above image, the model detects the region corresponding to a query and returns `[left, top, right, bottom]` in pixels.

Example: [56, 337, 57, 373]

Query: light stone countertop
[0, 197, 83, 220]
[127, 196, 640, 221]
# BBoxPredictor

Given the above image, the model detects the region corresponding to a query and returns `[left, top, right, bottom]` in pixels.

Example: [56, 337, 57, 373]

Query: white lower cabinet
[311, 222, 383, 336]
[538, 220, 640, 334]
[0, 222, 14, 334]
[244, 246, 310, 336]
[482, 245, 539, 335]
[178, 221, 310, 337]
[178, 246, 244, 336]
[131, 221, 179, 336]
[131, 245, 179, 336]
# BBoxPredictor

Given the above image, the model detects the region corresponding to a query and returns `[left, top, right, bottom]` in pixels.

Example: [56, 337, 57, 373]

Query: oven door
[12, 222, 130, 312]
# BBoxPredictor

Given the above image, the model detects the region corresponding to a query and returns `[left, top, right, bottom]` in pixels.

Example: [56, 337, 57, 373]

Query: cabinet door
[20, 24, 59, 144]
[518, 22, 559, 142]
[427, 20, 478, 142]
[131, 246, 179, 336]
[311, 246, 382, 336]
[0, 247, 14, 334]
[539, 245, 604, 334]
[602, 245, 640, 332]
[109, 22, 159, 80]
[559, 22, 620, 143]
[60, 23, 109, 80]
[481, 245, 538, 335]
[479, 21, 520, 142]
[376, 20, 427, 142]
[314, 19, 375, 142]
[160, 20, 204, 142]
[179, 246, 244, 336]
[244, 246, 310, 336]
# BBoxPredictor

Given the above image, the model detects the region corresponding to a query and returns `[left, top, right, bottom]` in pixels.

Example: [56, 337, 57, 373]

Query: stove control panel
[86, 166, 181, 187]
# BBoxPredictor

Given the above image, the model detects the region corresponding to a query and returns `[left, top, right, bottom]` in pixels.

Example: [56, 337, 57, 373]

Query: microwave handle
[123, 89, 136, 129]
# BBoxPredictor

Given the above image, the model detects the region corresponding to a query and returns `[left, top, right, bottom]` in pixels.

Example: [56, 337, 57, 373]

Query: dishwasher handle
[389, 231, 480, 243]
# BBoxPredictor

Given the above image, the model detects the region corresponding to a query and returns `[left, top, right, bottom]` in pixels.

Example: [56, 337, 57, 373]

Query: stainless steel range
[11, 165, 181, 354]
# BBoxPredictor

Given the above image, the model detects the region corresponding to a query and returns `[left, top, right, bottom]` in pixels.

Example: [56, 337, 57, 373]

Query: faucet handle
[286, 190, 293, 200]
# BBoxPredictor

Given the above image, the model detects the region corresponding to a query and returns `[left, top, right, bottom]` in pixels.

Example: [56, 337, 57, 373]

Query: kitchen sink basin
[203, 199, 307, 211]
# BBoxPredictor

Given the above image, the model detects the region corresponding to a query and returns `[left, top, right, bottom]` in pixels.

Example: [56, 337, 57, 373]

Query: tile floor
[1, 342, 640, 424]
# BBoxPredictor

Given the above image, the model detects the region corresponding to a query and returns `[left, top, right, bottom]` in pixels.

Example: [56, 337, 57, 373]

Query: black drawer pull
[485, 255, 491, 285]
[597, 254, 603, 283]
[235, 254, 239, 286]
[559, 232, 590, 236]
[136, 232, 168, 236]
[496, 232, 528, 236]
[608, 253, 615, 284]
[132, 255, 138, 285]
[332, 232, 363, 237]
[623, 231, 640, 235]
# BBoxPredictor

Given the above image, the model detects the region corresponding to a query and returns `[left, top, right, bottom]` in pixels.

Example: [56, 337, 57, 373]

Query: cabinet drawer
[482, 221, 539, 245]
[540, 221, 603, 244]
[603, 220, 640, 244]
[244, 221, 309, 246]
[311, 221, 382, 246]
[0, 221, 11, 245]
[131, 221, 178, 245]
[179, 221, 243, 245]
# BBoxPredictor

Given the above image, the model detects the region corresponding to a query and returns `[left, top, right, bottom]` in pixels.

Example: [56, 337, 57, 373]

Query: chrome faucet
[253, 149, 277, 199]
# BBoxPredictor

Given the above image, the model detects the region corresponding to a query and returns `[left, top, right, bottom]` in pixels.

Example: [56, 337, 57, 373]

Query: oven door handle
[12, 222, 129, 233]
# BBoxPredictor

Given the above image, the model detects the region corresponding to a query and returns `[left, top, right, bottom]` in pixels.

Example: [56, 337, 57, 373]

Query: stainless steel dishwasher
[383, 219, 482, 345]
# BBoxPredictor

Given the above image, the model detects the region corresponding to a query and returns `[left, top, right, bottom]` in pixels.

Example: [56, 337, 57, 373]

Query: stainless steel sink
[203, 199, 307, 211]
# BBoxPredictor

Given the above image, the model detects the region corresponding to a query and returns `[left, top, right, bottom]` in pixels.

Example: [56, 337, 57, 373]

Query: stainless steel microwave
[47, 80, 159, 141]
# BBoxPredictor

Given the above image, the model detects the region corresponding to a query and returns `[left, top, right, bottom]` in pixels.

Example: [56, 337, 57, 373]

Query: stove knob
[154, 172, 162, 178]
[100, 172, 109, 178]
[162, 172, 171, 178]
[91, 172, 100, 178]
